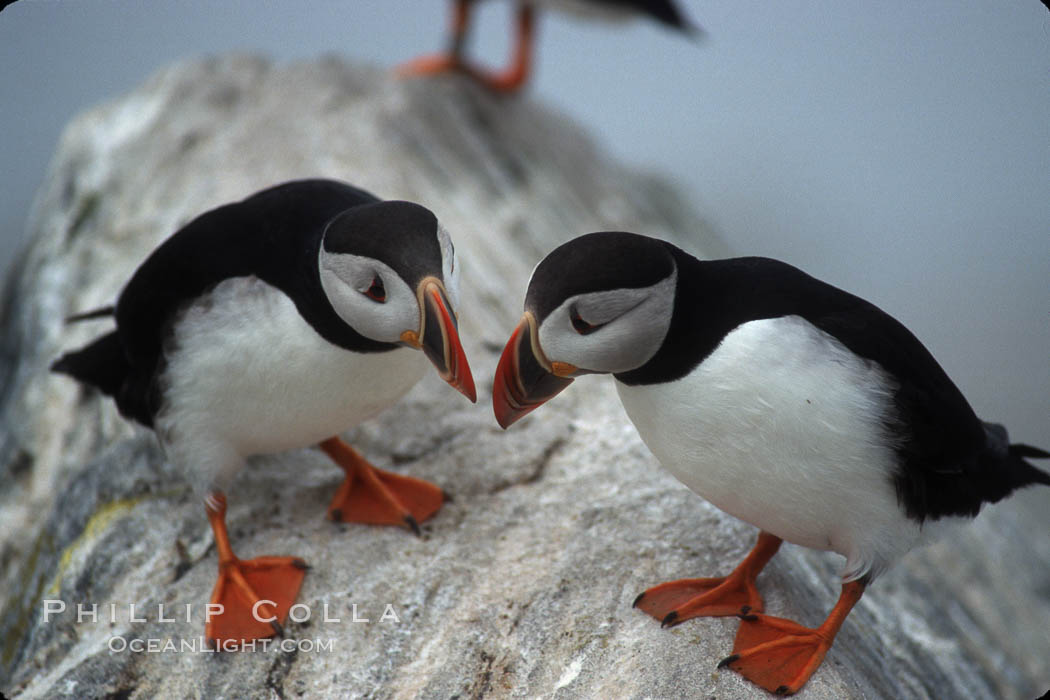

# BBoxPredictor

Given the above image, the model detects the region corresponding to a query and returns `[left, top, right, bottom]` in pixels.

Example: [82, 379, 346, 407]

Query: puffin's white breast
[616, 315, 924, 581]
[157, 276, 426, 462]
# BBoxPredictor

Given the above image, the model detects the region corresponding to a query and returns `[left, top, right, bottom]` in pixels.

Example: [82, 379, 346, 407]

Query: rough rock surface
[1, 56, 1048, 699]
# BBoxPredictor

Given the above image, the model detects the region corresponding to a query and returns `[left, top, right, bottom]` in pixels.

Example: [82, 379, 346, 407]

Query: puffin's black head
[493, 231, 678, 428]
[319, 200, 475, 402]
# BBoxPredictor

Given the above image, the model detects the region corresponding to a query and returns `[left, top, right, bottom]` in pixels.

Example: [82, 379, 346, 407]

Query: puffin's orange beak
[492, 312, 574, 429]
[408, 277, 476, 403]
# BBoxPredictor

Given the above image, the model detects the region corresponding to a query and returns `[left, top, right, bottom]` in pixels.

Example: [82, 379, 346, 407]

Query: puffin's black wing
[53, 179, 380, 427]
[115, 179, 378, 367]
[804, 303, 995, 521]
[748, 257, 1050, 522]
[634, 252, 1043, 522]
[813, 303, 1050, 520]
[724, 258, 997, 521]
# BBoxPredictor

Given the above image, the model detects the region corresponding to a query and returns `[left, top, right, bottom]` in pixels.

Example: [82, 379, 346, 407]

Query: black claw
[775, 685, 792, 696]
[330, 508, 343, 522]
[632, 592, 646, 608]
[441, 489, 454, 503]
[660, 611, 679, 628]
[404, 514, 422, 537]
[270, 619, 283, 636]
[292, 559, 310, 570]
[734, 608, 760, 625]
[717, 654, 740, 670]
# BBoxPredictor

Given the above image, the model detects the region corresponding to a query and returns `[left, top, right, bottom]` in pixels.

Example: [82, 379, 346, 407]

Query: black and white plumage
[54, 179, 474, 464]
[53, 179, 476, 644]
[492, 230, 1049, 694]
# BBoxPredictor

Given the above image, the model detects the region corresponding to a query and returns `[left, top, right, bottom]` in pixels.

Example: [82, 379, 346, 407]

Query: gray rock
[1, 55, 1047, 700]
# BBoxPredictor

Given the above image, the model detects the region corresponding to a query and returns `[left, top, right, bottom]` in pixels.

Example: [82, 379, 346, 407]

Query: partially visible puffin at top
[399, 0, 701, 93]
[491, 230, 1049, 695]
[52, 179, 476, 646]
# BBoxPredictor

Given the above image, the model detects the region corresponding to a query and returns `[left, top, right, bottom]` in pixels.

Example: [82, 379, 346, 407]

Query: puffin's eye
[363, 275, 386, 303]
[570, 310, 600, 335]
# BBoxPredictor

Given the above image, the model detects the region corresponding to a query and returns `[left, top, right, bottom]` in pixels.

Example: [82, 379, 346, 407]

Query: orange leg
[719, 580, 865, 695]
[480, 4, 535, 93]
[203, 492, 308, 646]
[634, 532, 782, 626]
[398, 1, 537, 94]
[319, 436, 445, 534]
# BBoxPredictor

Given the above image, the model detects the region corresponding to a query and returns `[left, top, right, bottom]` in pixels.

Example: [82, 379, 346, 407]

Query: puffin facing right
[492, 231, 1049, 695]
[53, 179, 476, 646]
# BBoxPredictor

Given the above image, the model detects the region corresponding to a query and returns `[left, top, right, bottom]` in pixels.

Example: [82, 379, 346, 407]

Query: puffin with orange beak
[52, 179, 476, 646]
[494, 231, 1049, 695]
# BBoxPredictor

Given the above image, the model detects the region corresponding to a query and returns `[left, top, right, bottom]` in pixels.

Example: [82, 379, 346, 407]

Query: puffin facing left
[492, 231, 1049, 694]
[51, 179, 476, 646]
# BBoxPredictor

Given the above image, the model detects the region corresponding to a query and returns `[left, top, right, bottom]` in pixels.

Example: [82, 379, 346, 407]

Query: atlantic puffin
[399, 0, 699, 93]
[52, 179, 476, 645]
[491, 231, 1049, 695]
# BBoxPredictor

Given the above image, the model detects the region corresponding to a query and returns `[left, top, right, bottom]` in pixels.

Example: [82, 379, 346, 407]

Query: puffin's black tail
[51, 331, 128, 400]
[1008, 443, 1050, 487]
[64, 305, 115, 323]
[642, 0, 704, 37]
[982, 422, 1050, 495]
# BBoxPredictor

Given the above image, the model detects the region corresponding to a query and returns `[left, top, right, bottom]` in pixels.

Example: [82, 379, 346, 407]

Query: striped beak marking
[492, 312, 575, 429]
[401, 277, 476, 403]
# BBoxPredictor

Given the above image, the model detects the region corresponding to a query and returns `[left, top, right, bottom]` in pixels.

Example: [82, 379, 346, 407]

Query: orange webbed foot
[719, 581, 865, 695]
[396, 55, 526, 94]
[634, 531, 782, 627]
[327, 465, 446, 533]
[396, 54, 466, 79]
[397, 2, 533, 95]
[321, 437, 445, 534]
[720, 613, 833, 695]
[205, 556, 308, 646]
[397, 0, 473, 82]
[203, 492, 308, 647]
[633, 574, 765, 626]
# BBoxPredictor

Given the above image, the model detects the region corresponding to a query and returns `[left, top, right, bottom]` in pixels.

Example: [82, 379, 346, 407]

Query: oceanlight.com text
[108, 636, 335, 654]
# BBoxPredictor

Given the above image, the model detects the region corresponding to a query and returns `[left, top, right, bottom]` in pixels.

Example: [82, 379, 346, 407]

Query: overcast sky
[1, 0, 1047, 443]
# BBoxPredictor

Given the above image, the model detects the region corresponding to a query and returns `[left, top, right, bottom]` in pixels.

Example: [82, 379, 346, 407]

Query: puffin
[52, 179, 476, 645]
[399, 0, 700, 93]
[491, 231, 1050, 695]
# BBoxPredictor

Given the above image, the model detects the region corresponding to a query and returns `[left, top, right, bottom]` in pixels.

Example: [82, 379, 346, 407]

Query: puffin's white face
[318, 224, 460, 345]
[492, 230, 679, 428]
[317, 203, 474, 402]
[536, 269, 677, 375]
[319, 251, 418, 344]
